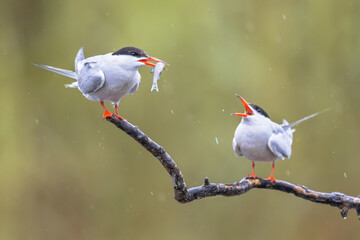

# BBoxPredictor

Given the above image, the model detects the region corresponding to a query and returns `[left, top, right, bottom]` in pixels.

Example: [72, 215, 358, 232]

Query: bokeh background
[1, 0, 360, 239]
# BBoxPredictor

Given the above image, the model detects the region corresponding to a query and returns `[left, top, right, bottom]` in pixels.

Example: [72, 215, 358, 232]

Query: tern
[34, 46, 165, 119]
[232, 95, 324, 181]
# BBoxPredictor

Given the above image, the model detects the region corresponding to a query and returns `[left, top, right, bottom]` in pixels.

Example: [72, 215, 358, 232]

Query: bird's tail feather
[284, 109, 330, 129]
[75, 47, 84, 73]
[33, 63, 77, 79]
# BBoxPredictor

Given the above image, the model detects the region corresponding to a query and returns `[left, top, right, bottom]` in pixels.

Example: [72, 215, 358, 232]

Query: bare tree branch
[106, 116, 360, 220]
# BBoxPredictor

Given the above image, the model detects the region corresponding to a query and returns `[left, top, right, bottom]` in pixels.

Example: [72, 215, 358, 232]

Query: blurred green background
[1, 0, 360, 239]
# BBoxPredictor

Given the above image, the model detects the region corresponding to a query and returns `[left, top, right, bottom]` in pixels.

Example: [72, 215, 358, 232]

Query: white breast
[233, 119, 278, 162]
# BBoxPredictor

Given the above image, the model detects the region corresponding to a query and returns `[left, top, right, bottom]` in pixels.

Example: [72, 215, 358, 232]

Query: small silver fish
[150, 61, 166, 92]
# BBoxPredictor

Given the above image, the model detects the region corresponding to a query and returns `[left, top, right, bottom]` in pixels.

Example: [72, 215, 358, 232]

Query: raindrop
[170, 109, 174, 115]
[215, 137, 219, 144]
[282, 14, 287, 21]
[344, 172, 347, 178]
[35, 119, 39, 124]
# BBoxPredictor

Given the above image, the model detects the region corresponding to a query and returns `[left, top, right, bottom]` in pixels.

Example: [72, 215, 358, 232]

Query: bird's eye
[131, 52, 138, 56]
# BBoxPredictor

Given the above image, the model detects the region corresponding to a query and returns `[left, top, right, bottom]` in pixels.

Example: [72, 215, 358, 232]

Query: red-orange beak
[232, 95, 254, 117]
[138, 57, 165, 67]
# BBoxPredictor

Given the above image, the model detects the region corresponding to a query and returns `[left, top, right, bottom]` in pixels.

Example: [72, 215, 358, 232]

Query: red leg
[113, 104, 123, 120]
[266, 162, 276, 182]
[246, 161, 257, 178]
[115, 104, 119, 115]
[100, 101, 112, 118]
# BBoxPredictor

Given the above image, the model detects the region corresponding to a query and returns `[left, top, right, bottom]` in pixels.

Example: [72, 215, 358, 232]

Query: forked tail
[33, 63, 77, 79]
[284, 109, 330, 129]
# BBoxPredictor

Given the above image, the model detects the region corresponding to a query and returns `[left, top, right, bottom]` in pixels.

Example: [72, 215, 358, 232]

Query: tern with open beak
[232, 95, 325, 181]
[34, 47, 166, 119]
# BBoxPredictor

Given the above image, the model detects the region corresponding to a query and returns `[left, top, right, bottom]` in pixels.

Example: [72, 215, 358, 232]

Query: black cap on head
[249, 103, 270, 119]
[112, 47, 149, 58]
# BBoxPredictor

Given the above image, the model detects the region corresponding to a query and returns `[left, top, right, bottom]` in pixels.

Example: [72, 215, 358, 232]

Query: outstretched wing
[77, 62, 105, 94]
[232, 138, 243, 156]
[268, 132, 292, 160]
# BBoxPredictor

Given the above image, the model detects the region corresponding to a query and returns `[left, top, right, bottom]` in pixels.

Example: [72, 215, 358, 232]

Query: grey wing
[75, 47, 85, 73]
[281, 119, 296, 135]
[232, 138, 243, 156]
[77, 62, 105, 94]
[268, 132, 292, 160]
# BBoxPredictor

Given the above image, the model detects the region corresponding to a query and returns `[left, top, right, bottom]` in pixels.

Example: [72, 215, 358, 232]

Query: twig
[106, 116, 360, 220]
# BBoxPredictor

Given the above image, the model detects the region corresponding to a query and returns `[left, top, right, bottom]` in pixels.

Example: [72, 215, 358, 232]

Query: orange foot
[246, 173, 258, 179]
[266, 176, 276, 182]
[113, 113, 124, 120]
[103, 110, 113, 119]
